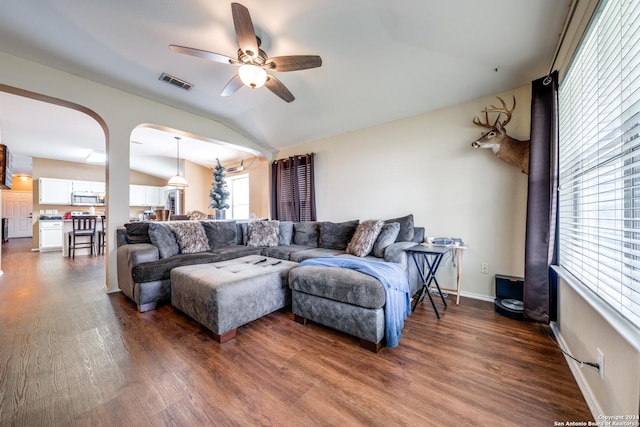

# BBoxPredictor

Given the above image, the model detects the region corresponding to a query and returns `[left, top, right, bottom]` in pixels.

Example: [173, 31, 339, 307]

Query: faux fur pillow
[247, 220, 280, 247]
[169, 221, 210, 254]
[346, 219, 384, 257]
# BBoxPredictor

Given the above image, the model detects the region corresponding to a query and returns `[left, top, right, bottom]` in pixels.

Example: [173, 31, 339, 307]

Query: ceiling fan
[169, 2, 322, 103]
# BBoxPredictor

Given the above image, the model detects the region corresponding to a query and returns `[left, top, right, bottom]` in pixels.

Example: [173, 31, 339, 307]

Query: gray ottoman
[171, 255, 298, 343]
[289, 265, 387, 352]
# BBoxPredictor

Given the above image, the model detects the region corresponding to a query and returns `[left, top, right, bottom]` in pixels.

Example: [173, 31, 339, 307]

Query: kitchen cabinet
[39, 178, 72, 205]
[130, 185, 164, 207]
[72, 180, 105, 194]
[39, 220, 63, 251]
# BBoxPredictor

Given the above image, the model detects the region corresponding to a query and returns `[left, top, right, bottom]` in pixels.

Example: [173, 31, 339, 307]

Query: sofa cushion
[384, 214, 414, 242]
[202, 220, 238, 249]
[372, 222, 400, 258]
[289, 266, 386, 309]
[209, 245, 264, 260]
[262, 244, 313, 260]
[169, 221, 210, 254]
[346, 220, 384, 257]
[293, 222, 319, 247]
[278, 221, 294, 246]
[148, 222, 180, 259]
[289, 247, 345, 263]
[318, 220, 359, 250]
[132, 252, 219, 283]
[247, 220, 280, 247]
[124, 222, 152, 244]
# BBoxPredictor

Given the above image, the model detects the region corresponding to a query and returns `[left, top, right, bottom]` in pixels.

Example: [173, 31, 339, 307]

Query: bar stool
[68, 216, 97, 259]
[97, 215, 106, 255]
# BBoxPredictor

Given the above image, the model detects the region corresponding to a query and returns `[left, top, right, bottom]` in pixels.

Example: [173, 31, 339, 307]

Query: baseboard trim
[550, 321, 602, 421]
[103, 286, 121, 294]
[459, 290, 494, 303]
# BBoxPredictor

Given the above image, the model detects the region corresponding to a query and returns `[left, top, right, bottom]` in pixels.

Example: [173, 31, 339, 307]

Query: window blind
[558, 0, 640, 329]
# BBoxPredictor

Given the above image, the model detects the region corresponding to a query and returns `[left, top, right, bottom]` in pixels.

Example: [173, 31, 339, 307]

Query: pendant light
[168, 136, 189, 187]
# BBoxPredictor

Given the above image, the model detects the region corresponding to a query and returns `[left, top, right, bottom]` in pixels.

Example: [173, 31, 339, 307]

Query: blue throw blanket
[299, 257, 411, 348]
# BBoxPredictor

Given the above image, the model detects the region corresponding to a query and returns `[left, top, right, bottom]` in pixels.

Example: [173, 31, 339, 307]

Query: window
[558, 0, 640, 328]
[227, 174, 249, 220]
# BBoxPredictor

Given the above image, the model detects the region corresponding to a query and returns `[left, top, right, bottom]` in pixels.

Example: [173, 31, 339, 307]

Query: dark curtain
[524, 71, 559, 323]
[271, 153, 317, 221]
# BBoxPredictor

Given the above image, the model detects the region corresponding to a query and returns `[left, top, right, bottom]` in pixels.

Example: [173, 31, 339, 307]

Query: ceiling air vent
[159, 73, 193, 91]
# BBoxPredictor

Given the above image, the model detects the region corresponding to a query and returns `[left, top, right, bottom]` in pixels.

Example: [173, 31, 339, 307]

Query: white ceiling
[0, 0, 570, 179]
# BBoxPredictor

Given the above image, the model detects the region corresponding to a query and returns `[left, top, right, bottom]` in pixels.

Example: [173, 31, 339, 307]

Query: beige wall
[130, 169, 166, 186]
[275, 86, 531, 298]
[556, 277, 640, 416]
[10, 175, 33, 192]
[184, 160, 212, 215]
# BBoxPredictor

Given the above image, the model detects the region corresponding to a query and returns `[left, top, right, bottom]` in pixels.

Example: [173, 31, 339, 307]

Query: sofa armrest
[116, 243, 159, 300]
[384, 241, 418, 266]
[413, 227, 425, 243]
[384, 241, 422, 297]
[116, 228, 128, 247]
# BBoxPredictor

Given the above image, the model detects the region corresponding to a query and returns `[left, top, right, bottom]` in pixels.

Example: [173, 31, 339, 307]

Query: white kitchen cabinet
[145, 186, 163, 206]
[39, 220, 63, 251]
[72, 180, 105, 193]
[39, 178, 72, 205]
[129, 185, 164, 207]
[129, 185, 146, 206]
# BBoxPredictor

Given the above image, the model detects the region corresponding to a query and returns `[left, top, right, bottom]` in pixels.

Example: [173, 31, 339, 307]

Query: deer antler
[473, 95, 516, 128]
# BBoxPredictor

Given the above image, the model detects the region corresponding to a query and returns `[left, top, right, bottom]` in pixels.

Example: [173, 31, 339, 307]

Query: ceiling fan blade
[169, 45, 239, 65]
[221, 74, 244, 97]
[266, 55, 322, 72]
[231, 3, 259, 59]
[265, 75, 295, 103]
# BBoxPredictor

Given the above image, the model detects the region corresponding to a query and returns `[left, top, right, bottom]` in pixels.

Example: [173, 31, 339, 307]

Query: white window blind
[558, 0, 640, 329]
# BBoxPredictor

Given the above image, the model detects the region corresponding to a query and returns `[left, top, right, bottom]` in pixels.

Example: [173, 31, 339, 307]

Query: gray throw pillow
[124, 222, 151, 244]
[346, 219, 384, 257]
[293, 222, 319, 247]
[385, 214, 415, 242]
[202, 220, 238, 249]
[318, 220, 359, 250]
[372, 222, 401, 258]
[278, 221, 294, 246]
[237, 223, 248, 245]
[148, 222, 180, 259]
[247, 220, 280, 247]
[169, 221, 210, 254]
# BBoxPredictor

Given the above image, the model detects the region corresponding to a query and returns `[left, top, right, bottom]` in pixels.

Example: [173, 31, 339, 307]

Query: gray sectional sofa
[116, 215, 424, 349]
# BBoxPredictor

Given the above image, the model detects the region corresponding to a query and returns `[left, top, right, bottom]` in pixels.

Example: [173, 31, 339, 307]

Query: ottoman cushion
[289, 265, 386, 309]
[171, 255, 298, 336]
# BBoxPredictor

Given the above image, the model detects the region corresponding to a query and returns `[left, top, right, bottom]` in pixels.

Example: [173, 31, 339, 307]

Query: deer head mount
[471, 95, 530, 174]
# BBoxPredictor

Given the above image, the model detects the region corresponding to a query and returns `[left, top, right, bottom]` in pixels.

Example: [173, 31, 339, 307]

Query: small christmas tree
[209, 159, 230, 213]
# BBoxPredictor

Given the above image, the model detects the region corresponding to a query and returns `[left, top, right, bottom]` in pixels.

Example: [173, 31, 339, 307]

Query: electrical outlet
[481, 263, 489, 274]
[597, 348, 605, 380]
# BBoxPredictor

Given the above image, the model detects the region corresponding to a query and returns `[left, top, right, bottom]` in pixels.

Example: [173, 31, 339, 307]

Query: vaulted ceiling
[0, 0, 570, 178]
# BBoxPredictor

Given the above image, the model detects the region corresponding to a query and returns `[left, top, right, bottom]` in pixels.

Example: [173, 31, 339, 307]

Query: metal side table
[407, 244, 451, 319]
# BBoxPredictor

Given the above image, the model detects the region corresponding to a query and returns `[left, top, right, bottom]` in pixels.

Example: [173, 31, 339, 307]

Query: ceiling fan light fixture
[238, 64, 267, 88]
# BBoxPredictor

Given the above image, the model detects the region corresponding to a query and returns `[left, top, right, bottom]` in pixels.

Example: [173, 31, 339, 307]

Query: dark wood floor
[0, 238, 592, 426]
